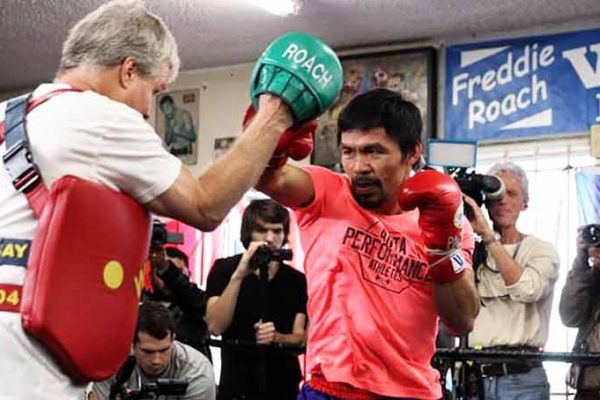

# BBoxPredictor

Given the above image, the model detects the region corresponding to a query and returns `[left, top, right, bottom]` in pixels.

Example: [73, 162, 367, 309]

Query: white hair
[488, 161, 529, 202]
[58, 0, 180, 82]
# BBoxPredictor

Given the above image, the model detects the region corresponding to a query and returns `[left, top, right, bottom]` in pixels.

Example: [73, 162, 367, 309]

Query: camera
[117, 379, 189, 400]
[582, 224, 600, 247]
[447, 168, 505, 219]
[151, 220, 184, 248]
[251, 246, 293, 266]
[110, 357, 189, 400]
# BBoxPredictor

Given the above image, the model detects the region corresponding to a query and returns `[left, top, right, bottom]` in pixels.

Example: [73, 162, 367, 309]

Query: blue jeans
[471, 367, 550, 400]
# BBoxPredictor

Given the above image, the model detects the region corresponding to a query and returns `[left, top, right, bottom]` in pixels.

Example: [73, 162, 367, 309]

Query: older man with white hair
[463, 161, 560, 400]
[0, 0, 295, 398]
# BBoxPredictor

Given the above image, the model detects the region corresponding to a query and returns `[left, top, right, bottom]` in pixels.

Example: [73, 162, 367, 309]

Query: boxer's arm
[398, 170, 479, 335]
[433, 269, 479, 336]
[255, 164, 315, 208]
[147, 95, 291, 231]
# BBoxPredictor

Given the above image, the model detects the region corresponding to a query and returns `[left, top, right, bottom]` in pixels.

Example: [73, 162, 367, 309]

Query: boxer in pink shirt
[255, 88, 479, 399]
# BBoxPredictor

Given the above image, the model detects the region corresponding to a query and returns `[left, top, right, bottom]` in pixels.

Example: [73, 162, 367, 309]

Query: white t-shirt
[0, 83, 181, 400]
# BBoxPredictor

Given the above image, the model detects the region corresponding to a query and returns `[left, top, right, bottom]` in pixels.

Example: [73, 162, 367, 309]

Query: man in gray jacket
[560, 226, 600, 399]
[91, 301, 215, 400]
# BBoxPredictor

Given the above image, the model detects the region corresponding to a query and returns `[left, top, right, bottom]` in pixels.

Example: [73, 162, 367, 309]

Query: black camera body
[453, 169, 505, 207]
[119, 379, 189, 400]
[151, 220, 184, 248]
[110, 357, 189, 400]
[251, 246, 293, 266]
[447, 168, 505, 219]
[582, 224, 600, 247]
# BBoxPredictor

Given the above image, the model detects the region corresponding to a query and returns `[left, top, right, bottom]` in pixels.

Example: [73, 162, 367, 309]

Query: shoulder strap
[1, 88, 81, 218]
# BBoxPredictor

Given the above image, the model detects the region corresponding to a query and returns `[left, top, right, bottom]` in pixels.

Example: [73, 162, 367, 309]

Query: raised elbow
[192, 207, 225, 232]
[206, 318, 224, 336]
[199, 217, 223, 232]
[447, 318, 475, 337]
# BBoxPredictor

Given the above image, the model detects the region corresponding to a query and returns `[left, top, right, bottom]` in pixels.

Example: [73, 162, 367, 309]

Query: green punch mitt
[250, 32, 343, 125]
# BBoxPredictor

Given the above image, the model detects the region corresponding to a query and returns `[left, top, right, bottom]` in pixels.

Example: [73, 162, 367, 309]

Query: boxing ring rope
[208, 338, 600, 364]
[435, 348, 600, 364]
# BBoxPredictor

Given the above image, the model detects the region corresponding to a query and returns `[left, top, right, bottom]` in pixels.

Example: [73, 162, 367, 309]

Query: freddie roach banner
[445, 28, 600, 140]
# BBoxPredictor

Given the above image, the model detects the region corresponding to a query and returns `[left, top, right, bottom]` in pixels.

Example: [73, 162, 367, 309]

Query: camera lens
[582, 224, 600, 247]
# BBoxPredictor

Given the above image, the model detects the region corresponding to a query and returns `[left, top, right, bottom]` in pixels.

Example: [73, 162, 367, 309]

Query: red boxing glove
[243, 105, 316, 168]
[398, 169, 467, 283]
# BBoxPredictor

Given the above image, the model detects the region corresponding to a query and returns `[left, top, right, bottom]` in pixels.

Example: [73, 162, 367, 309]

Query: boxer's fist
[249, 32, 343, 126]
[399, 169, 466, 282]
[243, 105, 316, 168]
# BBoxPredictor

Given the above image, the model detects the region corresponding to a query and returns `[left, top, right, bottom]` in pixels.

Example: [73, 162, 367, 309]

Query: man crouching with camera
[560, 225, 600, 399]
[91, 301, 215, 400]
[462, 161, 559, 400]
[205, 199, 308, 400]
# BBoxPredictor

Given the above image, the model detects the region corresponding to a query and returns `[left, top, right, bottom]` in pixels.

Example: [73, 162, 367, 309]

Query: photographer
[463, 161, 559, 399]
[145, 245, 211, 360]
[91, 301, 215, 400]
[205, 199, 307, 400]
[560, 226, 600, 398]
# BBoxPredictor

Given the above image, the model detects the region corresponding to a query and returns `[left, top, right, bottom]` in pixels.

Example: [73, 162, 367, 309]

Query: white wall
[154, 62, 254, 176]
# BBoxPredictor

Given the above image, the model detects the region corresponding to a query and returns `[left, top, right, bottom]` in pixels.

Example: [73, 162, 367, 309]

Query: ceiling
[1, 0, 599, 92]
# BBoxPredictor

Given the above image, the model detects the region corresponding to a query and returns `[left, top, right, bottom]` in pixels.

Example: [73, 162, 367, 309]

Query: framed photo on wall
[213, 137, 236, 160]
[312, 47, 437, 170]
[155, 89, 200, 165]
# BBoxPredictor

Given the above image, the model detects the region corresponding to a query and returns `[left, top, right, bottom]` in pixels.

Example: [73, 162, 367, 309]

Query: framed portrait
[213, 137, 236, 160]
[155, 89, 200, 165]
[312, 47, 437, 170]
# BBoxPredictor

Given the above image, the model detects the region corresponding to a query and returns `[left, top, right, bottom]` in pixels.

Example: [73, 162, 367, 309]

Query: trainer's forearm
[195, 114, 285, 225]
[433, 269, 480, 336]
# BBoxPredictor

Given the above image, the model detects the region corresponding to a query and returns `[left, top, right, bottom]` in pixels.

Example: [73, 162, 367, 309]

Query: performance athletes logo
[445, 28, 600, 140]
[342, 225, 428, 294]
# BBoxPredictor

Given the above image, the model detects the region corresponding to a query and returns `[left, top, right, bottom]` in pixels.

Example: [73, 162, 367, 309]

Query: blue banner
[445, 28, 600, 141]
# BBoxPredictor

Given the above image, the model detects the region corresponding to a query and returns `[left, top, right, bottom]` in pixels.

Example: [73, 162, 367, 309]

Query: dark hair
[159, 94, 174, 108]
[135, 301, 176, 343]
[240, 199, 290, 249]
[338, 88, 422, 158]
[165, 246, 188, 267]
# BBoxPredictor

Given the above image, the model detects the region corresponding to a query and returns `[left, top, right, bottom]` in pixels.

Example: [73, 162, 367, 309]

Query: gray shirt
[92, 341, 215, 400]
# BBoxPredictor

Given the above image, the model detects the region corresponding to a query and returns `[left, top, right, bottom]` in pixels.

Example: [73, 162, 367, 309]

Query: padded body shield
[21, 176, 151, 383]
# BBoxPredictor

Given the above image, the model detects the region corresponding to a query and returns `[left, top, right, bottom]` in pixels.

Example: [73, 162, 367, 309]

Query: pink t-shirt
[294, 166, 474, 399]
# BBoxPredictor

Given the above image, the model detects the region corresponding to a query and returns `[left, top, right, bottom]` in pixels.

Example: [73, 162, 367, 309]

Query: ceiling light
[249, 0, 301, 17]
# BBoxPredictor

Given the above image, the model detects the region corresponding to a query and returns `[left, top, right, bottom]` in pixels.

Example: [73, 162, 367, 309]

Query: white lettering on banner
[451, 42, 556, 131]
[563, 43, 600, 89]
[281, 43, 333, 88]
[468, 74, 547, 129]
[596, 93, 600, 122]
[452, 43, 555, 106]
